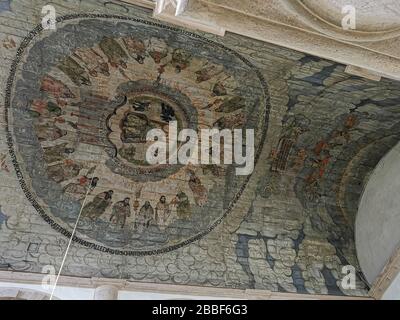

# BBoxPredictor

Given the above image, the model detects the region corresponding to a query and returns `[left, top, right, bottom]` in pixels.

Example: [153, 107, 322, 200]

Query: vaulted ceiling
[0, 0, 399, 297]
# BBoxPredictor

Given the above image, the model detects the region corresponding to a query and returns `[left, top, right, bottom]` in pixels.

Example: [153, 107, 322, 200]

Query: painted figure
[155, 196, 170, 226]
[99, 37, 128, 69]
[171, 192, 191, 220]
[171, 48, 191, 73]
[292, 148, 307, 169]
[43, 143, 74, 163]
[35, 122, 67, 141]
[146, 37, 168, 64]
[40, 75, 75, 100]
[82, 190, 114, 220]
[29, 99, 47, 117]
[58, 56, 91, 86]
[195, 64, 223, 83]
[212, 82, 227, 96]
[121, 113, 155, 143]
[47, 161, 81, 183]
[73, 48, 110, 77]
[63, 176, 99, 201]
[331, 114, 359, 146]
[30, 100, 62, 118]
[187, 169, 208, 206]
[136, 201, 154, 232]
[280, 115, 310, 142]
[214, 112, 245, 130]
[122, 36, 146, 64]
[133, 187, 142, 214]
[110, 197, 131, 228]
[214, 96, 245, 113]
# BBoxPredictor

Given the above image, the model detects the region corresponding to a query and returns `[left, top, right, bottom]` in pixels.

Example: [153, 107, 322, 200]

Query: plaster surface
[356, 142, 400, 284]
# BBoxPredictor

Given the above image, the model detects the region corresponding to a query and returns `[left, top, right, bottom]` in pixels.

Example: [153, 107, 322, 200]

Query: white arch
[0, 287, 59, 300]
[356, 142, 400, 284]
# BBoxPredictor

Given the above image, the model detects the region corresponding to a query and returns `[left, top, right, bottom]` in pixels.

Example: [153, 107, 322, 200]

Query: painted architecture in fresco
[1, 0, 400, 296]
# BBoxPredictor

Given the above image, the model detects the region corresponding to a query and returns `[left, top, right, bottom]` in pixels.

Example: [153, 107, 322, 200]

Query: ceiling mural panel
[6, 15, 268, 255]
[1, 0, 400, 296]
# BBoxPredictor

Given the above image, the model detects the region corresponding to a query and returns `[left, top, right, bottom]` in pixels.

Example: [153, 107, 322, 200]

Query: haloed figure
[110, 197, 131, 228]
[155, 195, 170, 227]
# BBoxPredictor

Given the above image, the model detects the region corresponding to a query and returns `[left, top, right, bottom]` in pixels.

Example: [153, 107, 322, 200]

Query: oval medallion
[6, 15, 269, 255]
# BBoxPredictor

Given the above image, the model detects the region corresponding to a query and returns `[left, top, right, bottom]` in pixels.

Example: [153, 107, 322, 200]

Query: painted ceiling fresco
[8, 15, 267, 255]
[1, 0, 400, 296]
